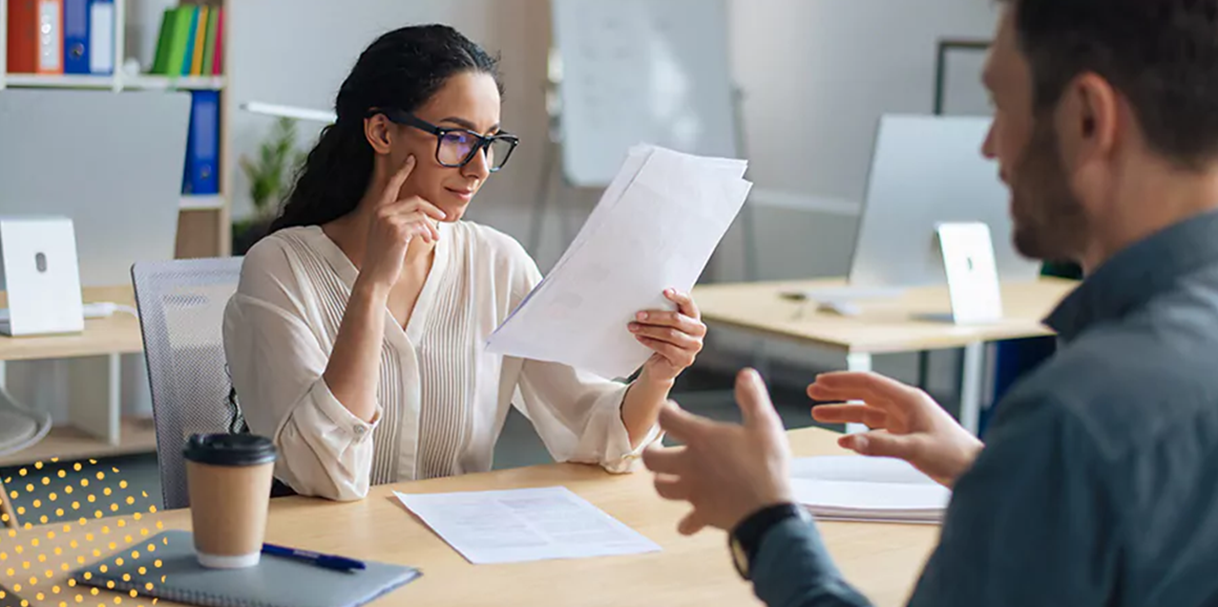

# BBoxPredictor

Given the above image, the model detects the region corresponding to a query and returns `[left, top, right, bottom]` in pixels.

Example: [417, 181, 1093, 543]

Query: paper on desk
[486, 144, 752, 379]
[789, 456, 951, 524]
[394, 487, 661, 565]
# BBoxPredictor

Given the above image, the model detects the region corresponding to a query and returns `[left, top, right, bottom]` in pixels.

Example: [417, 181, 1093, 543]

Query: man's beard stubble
[1009, 117, 1089, 264]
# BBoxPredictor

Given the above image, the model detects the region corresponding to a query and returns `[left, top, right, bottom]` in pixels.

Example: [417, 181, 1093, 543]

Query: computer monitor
[0, 89, 191, 287]
[847, 114, 1042, 288]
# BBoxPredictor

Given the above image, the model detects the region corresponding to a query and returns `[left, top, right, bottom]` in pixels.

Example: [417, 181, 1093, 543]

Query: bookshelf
[0, 0, 232, 259]
[1, 0, 231, 465]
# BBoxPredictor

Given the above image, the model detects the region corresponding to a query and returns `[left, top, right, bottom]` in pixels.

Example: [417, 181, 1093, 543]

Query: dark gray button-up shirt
[753, 210, 1218, 607]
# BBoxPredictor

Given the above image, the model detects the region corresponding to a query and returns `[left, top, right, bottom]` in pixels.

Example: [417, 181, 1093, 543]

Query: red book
[211, 6, 223, 76]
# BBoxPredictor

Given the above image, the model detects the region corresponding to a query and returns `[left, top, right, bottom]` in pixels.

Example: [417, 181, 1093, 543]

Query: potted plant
[232, 116, 305, 255]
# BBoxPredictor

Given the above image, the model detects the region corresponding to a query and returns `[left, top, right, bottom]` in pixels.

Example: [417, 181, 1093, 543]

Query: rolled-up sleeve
[502, 237, 661, 473]
[222, 241, 381, 501]
[516, 360, 661, 473]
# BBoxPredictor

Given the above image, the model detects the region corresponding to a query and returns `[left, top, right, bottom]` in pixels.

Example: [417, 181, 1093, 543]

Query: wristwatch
[729, 503, 811, 580]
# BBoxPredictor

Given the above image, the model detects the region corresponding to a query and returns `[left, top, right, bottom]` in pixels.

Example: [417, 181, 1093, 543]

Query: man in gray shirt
[643, 0, 1218, 605]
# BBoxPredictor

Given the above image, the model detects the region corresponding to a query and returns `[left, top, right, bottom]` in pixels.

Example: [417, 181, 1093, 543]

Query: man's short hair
[1002, 0, 1218, 169]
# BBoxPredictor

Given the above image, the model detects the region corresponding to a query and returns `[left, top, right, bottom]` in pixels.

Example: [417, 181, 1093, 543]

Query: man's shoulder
[1000, 313, 1218, 462]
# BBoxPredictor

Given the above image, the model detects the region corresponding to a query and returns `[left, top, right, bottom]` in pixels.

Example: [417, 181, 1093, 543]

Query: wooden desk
[0, 286, 154, 467]
[0, 428, 938, 607]
[693, 277, 1078, 433]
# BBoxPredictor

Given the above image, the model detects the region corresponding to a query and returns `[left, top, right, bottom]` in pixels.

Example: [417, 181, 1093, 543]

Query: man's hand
[809, 371, 984, 487]
[643, 369, 795, 535]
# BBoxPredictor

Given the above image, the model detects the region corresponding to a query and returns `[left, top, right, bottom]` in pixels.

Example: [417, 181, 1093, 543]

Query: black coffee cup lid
[183, 434, 277, 467]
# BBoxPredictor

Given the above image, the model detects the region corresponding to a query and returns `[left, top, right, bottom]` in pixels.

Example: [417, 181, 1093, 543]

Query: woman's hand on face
[631, 289, 707, 383]
[360, 155, 447, 290]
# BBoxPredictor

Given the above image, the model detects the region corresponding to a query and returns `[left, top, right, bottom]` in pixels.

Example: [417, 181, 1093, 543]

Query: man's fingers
[838, 430, 923, 462]
[807, 372, 925, 412]
[811, 404, 888, 429]
[810, 371, 920, 399]
[677, 510, 708, 536]
[735, 368, 780, 429]
[653, 474, 691, 501]
[641, 444, 687, 475]
[656, 401, 715, 444]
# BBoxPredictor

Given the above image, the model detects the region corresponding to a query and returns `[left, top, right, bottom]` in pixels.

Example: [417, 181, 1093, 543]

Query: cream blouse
[222, 221, 660, 501]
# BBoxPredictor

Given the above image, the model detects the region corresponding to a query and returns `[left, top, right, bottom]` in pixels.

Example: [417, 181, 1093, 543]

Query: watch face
[729, 536, 750, 580]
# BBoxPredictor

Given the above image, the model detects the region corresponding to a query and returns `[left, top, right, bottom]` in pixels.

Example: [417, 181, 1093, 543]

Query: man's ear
[1058, 72, 1119, 171]
[364, 114, 394, 154]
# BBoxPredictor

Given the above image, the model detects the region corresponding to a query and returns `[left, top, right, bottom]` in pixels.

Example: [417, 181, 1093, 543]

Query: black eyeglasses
[369, 108, 520, 172]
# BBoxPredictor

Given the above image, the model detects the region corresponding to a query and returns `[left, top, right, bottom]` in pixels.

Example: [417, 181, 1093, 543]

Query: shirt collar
[1047, 209, 1218, 341]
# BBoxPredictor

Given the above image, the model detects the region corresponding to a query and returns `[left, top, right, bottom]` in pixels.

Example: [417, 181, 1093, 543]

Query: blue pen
[262, 543, 367, 572]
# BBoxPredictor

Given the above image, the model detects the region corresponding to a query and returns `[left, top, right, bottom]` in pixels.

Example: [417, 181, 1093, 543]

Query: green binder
[202, 7, 220, 76]
[150, 8, 175, 75]
[162, 6, 196, 76]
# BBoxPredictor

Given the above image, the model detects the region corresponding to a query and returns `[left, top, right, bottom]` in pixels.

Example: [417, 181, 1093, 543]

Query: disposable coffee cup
[183, 433, 277, 569]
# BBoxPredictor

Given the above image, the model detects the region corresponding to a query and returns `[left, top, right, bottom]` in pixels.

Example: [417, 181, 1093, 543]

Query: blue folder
[182, 90, 220, 195]
[63, 0, 90, 74]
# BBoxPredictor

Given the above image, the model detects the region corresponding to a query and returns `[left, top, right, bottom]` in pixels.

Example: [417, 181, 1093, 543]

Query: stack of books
[789, 455, 951, 524]
[151, 3, 223, 77]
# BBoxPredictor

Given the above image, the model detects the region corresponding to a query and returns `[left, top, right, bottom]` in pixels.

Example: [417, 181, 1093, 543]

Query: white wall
[226, 0, 999, 278]
[223, 0, 1000, 387]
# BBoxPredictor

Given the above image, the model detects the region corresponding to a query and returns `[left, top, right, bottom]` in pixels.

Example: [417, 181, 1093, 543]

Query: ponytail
[269, 121, 373, 232]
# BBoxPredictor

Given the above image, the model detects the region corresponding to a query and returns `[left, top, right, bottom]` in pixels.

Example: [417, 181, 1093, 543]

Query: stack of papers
[394, 487, 662, 565]
[486, 144, 753, 380]
[789, 456, 951, 524]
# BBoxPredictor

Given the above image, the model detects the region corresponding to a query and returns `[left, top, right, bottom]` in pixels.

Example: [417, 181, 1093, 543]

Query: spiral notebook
[70, 530, 421, 607]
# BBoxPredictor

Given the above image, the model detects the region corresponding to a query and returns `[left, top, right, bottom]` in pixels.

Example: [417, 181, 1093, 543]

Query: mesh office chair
[132, 257, 245, 510]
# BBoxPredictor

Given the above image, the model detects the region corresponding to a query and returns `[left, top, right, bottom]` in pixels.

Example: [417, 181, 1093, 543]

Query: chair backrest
[131, 257, 243, 510]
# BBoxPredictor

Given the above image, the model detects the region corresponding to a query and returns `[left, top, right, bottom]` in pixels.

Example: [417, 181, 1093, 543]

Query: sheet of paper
[789, 456, 951, 523]
[486, 144, 752, 379]
[393, 486, 662, 565]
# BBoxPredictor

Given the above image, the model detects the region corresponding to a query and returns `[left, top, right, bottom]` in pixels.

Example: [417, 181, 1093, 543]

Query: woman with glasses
[222, 25, 707, 501]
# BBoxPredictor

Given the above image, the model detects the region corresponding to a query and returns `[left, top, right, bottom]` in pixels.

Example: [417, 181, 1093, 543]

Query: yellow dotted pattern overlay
[1, 458, 167, 607]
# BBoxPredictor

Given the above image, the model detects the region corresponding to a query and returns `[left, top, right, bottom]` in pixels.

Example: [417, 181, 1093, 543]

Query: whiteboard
[551, 0, 740, 187]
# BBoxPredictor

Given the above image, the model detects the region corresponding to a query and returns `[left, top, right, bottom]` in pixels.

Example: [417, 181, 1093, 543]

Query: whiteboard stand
[731, 85, 760, 284]
[730, 85, 770, 378]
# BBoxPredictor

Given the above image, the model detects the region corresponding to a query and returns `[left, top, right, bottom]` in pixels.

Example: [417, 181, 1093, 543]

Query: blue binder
[63, 0, 91, 74]
[182, 91, 220, 195]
